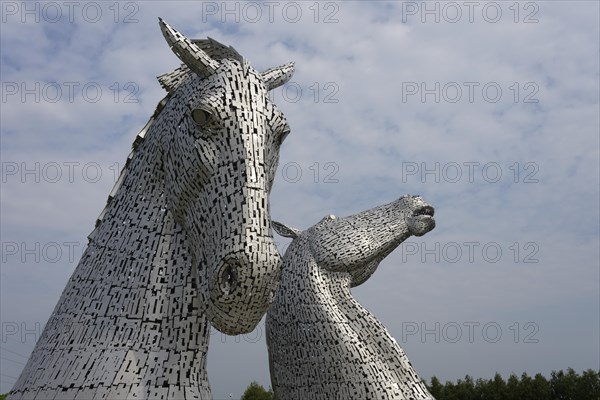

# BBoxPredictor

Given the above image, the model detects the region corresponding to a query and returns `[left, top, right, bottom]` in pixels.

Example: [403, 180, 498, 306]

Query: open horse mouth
[408, 204, 436, 236]
[413, 205, 435, 217]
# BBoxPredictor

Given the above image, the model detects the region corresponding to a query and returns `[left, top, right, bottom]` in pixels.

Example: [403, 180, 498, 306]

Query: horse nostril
[219, 261, 239, 296]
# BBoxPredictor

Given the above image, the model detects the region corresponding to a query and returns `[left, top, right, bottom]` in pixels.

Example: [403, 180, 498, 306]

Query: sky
[1, 1, 599, 398]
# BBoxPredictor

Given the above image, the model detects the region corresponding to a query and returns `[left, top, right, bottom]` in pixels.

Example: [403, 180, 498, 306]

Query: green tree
[490, 372, 508, 400]
[442, 379, 458, 400]
[550, 368, 579, 399]
[530, 372, 552, 399]
[454, 374, 476, 400]
[518, 372, 533, 399]
[575, 369, 600, 400]
[506, 373, 520, 400]
[474, 377, 489, 399]
[241, 381, 273, 400]
[476, 373, 507, 400]
[428, 376, 444, 398]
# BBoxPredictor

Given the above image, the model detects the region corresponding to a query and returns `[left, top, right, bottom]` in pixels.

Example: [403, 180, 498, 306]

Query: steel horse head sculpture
[9, 19, 294, 399]
[267, 195, 436, 399]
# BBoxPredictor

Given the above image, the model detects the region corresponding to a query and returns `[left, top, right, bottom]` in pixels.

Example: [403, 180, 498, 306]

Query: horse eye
[191, 108, 212, 126]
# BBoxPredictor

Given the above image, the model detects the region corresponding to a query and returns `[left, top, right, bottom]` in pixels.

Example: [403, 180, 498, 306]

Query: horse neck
[276, 239, 406, 355]
[85, 134, 211, 372]
[270, 242, 433, 399]
[13, 133, 213, 397]
[276, 239, 353, 313]
[89, 136, 174, 259]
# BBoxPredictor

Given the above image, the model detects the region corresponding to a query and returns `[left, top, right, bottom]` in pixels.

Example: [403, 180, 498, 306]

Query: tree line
[427, 368, 599, 399]
[241, 368, 600, 400]
[2, 369, 597, 400]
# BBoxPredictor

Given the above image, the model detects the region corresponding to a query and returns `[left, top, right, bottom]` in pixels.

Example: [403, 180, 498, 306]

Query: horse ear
[159, 18, 220, 77]
[261, 62, 295, 91]
[157, 65, 190, 94]
[272, 220, 301, 239]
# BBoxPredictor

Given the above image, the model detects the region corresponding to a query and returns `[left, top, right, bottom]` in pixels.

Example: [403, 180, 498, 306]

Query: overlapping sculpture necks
[267, 195, 437, 400]
[8, 19, 294, 400]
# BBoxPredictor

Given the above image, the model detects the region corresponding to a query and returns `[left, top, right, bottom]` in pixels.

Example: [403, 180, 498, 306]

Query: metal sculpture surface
[267, 195, 436, 400]
[9, 19, 294, 400]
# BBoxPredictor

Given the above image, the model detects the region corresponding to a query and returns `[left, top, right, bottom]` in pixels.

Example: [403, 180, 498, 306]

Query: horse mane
[158, 37, 247, 93]
[92, 95, 168, 228]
